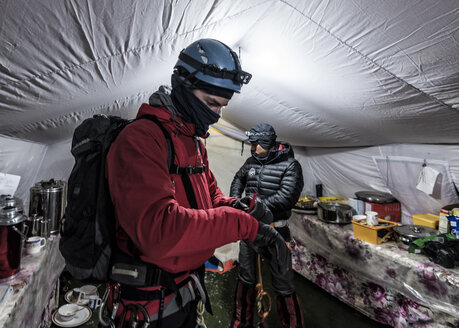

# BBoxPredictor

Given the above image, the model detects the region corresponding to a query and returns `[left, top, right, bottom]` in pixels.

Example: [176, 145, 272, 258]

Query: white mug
[88, 295, 102, 310]
[366, 211, 379, 226]
[25, 236, 46, 255]
[71, 288, 86, 303]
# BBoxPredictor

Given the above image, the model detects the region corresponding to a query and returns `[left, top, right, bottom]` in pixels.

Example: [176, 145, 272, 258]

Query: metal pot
[0, 204, 28, 282]
[29, 179, 67, 235]
[317, 202, 356, 224]
[393, 225, 437, 245]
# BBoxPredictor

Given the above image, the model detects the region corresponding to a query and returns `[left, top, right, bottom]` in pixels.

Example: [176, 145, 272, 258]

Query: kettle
[0, 200, 28, 281]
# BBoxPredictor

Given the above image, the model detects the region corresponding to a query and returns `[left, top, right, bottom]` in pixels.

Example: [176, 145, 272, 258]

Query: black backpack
[59, 114, 179, 282]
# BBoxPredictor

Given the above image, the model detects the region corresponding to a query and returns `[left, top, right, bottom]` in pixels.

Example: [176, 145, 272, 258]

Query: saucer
[64, 290, 92, 305]
[52, 306, 91, 327]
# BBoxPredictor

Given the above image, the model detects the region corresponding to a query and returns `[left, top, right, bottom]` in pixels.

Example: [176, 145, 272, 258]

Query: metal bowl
[317, 202, 356, 224]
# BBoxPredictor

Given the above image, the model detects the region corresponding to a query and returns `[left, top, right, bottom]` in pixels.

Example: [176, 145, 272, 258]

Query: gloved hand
[248, 198, 273, 225]
[233, 194, 273, 225]
[250, 222, 292, 279]
[232, 196, 251, 212]
[251, 221, 280, 248]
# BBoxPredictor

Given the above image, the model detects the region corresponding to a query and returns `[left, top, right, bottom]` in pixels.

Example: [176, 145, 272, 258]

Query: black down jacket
[230, 142, 304, 221]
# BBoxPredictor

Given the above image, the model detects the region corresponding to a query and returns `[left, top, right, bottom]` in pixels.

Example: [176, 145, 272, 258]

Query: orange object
[352, 218, 399, 244]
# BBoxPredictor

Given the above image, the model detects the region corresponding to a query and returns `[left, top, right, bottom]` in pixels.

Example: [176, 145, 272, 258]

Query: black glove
[248, 198, 273, 225]
[232, 196, 251, 212]
[233, 195, 273, 225]
[250, 222, 292, 279]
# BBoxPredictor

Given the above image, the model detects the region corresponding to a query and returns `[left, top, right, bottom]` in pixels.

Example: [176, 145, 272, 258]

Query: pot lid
[0, 206, 27, 226]
[355, 191, 396, 203]
[32, 179, 66, 192]
[0, 195, 23, 206]
[393, 225, 437, 238]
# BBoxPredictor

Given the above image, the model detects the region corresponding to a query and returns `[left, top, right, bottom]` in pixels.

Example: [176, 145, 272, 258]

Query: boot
[276, 292, 305, 328]
[230, 280, 257, 328]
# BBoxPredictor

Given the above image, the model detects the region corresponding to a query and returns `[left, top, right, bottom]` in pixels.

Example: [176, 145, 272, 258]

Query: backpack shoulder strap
[138, 114, 174, 171]
[137, 114, 203, 210]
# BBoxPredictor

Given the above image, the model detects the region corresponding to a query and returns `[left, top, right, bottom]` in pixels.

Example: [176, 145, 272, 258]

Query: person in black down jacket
[229, 123, 305, 328]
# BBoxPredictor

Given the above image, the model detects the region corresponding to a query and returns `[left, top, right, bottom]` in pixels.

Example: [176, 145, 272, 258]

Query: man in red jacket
[105, 39, 288, 327]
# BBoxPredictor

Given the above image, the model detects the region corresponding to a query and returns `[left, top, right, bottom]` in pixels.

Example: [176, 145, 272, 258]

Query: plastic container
[412, 213, 440, 229]
[318, 196, 343, 203]
[352, 218, 399, 244]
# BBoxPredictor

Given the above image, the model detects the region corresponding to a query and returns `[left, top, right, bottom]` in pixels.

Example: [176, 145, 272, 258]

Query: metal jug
[0, 203, 27, 282]
[29, 179, 67, 235]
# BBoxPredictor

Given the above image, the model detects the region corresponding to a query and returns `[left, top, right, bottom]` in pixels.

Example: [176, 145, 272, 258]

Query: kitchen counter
[290, 212, 459, 328]
[0, 235, 65, 328]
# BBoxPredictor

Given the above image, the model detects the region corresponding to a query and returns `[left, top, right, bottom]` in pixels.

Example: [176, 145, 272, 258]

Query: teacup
[88, 295, 102, 310]
[58, 303, 81, 321]
[71, 287, 86, 303]
[25, 236, 46, 255]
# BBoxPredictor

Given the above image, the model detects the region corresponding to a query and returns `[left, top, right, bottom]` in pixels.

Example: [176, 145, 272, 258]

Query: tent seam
[280, 0, 457, 113]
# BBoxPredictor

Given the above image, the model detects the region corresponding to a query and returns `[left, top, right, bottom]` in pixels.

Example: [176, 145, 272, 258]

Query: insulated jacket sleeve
[106, 121, 259, 273]
[262, 160, 304, 212]
[230, 161, 249, 198]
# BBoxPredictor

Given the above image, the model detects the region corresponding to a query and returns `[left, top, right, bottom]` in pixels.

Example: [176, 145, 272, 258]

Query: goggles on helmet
[245, 130, 276, 143]
[178, 50, 252, 85]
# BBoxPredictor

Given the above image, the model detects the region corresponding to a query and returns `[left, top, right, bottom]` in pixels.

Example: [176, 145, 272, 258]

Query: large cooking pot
[393, 225, 438, 245]
[0, 204, 27, 282]
[317, 202, 356, 224]
[29, 179, 67, 235]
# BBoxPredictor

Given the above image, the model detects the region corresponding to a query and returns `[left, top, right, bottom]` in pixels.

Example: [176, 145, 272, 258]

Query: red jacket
[106, 103, 259, 274]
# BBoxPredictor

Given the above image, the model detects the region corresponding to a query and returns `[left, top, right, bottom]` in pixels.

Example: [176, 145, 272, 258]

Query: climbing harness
[255, 255, 271, 328]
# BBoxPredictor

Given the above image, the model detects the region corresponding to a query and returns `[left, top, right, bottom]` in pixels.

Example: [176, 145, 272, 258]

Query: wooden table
[290, 212, 459, 328]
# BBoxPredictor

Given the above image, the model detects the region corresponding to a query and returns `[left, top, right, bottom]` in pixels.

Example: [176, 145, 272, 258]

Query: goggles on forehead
[245, 130, 276, 143]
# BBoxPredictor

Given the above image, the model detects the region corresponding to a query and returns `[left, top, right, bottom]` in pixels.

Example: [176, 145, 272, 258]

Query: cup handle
[40, 237, 47, 248]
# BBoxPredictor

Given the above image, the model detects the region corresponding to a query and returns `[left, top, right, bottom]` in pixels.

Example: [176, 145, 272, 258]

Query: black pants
[150, 299, 199, 328]
[104, 298, 199, 328]
[238, 239, 294, 295]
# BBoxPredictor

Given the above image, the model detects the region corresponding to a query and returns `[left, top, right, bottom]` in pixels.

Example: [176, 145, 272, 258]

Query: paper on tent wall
[0, 173, 21, 196]
[416, 166, 440, 195]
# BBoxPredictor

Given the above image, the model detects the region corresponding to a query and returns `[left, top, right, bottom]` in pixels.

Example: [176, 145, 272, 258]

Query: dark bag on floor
[59, 114, 173, 282]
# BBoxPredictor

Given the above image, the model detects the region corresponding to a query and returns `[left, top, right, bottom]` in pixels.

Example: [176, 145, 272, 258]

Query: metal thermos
[29, 179, 67, 235]
[315, 184, 323, 198]
[40, 218, 50, 238]
[25, 214, 42, 237]
[0, 196, 27, 282]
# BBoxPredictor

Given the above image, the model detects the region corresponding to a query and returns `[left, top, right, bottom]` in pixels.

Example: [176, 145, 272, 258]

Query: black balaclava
[170, 72, 231, 136]
[248, 123, 277, 150]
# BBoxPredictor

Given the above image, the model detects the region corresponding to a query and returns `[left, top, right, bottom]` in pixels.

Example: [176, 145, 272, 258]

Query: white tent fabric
[1, 0, 458, 218]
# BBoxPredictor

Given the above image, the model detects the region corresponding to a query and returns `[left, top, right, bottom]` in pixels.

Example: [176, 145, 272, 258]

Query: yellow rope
[256, 255, 271, 324]
[196, 299, 207, 328]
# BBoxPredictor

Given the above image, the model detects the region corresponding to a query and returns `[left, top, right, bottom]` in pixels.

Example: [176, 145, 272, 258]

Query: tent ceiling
[1, 0, 458, 146]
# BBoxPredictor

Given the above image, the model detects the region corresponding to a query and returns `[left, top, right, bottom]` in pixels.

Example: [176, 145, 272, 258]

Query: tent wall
[0, 136, 47, 209]
[2, 126, 458, 223]
[295, 143, 459, 223]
